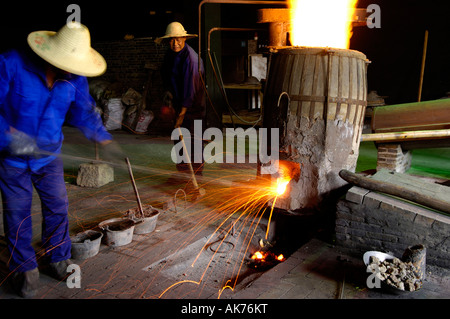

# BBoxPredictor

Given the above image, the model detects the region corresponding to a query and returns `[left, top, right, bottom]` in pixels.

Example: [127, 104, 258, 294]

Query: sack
[103, 98, 125, 131]
[124, 109, 154, 134]
[122, 88, 142, 107]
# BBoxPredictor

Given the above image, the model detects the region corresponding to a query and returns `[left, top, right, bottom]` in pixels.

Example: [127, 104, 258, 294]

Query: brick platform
[336, 185, 450, 269]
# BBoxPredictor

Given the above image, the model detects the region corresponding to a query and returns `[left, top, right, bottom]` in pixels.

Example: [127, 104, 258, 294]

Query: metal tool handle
[125, 157, 144, 216]
[177, 127, 200, 189]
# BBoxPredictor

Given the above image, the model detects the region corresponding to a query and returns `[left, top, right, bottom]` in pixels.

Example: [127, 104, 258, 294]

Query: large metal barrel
[262, 47, 369, 210]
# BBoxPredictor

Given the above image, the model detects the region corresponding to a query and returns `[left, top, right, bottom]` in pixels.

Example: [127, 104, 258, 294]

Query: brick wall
[336, 186, 450, 269]
[92, 38, 168, 115]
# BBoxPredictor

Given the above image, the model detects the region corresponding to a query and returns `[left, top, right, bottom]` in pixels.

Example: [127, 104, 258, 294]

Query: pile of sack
[89, 80, 154, 134]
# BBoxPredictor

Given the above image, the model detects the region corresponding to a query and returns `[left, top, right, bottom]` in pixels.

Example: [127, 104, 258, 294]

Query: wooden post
[418, 30, 428, 102]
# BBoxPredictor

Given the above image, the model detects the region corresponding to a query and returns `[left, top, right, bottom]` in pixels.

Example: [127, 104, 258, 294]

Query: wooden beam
[339, 169, 450, 214]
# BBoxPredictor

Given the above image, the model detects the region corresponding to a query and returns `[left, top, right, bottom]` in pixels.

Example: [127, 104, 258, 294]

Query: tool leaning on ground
[176, 126, 206, 199]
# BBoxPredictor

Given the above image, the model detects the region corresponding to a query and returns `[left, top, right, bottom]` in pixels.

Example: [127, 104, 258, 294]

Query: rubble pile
[367, 256, 423, 291]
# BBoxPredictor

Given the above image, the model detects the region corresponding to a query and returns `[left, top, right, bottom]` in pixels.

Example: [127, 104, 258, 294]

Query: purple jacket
[162, 44, 206, 120]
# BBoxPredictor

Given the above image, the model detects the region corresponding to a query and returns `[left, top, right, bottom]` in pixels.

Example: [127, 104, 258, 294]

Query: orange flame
[274, 177, 290, 196]
[289, 0, 358, 49]
[252, 251, 265, 260]
[251, 251, 285, 262]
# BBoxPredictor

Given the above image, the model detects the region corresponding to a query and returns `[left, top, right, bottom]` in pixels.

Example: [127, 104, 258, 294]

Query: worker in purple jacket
[157, 22, 206, 175]
[0, 22, 112, 298]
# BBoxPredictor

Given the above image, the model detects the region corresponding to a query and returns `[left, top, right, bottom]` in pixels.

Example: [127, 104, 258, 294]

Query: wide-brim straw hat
[155, 22, 198, 45]
[27, 22, 106, 77]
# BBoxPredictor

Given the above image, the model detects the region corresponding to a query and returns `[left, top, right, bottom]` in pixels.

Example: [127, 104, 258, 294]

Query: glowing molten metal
[275, 178, 290, 196]
[251, 251, 285, 263]
[252, 251, 264, 260]
[289, 0, 358, 49]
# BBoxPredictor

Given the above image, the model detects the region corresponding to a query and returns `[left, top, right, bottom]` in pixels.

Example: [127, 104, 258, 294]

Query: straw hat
[27, 22, 106, 77]
[155, 22, 198, 45]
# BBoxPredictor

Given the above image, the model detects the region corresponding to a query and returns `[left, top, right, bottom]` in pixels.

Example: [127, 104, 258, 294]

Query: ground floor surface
[0, 128, 448, 311]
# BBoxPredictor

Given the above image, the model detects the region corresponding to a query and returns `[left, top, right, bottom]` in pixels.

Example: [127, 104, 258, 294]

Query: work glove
[8, 130, 40, 156]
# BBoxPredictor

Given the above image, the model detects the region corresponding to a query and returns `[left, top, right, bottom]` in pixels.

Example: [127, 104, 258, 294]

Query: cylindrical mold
[262, 47, 369, 210]
[402, 244, 426, 280]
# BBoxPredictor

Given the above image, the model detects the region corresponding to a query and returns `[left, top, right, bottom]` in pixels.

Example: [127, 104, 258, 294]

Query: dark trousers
[0, 158, 71, 272]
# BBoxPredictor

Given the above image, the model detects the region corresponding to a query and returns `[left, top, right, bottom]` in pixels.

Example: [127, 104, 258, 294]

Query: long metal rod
[360, 129, 450, 142]
[125, 157, 144, 216]
[177, 127, 200, 189]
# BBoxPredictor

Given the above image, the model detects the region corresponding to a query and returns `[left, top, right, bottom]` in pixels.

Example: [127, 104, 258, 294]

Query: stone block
[345, 186, 370, 204]
[414, 214, 435, 228]
[76, 163, 114, 188]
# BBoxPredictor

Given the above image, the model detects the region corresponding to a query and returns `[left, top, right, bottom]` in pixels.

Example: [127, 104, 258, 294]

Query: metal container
[99, 217, 135, 247]
[124, 205, 161, 235]
[132, 210, 160, 235]
[402, 244, 426, 280]
[71, 230, 103, 260]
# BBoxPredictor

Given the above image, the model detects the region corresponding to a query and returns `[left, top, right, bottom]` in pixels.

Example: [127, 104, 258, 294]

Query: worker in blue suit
[0, 22, 112, 298]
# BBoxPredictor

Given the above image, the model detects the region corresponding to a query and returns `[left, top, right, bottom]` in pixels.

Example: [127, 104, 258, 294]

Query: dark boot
[11, 268, 39, 298]
[49, 259, 74, 281]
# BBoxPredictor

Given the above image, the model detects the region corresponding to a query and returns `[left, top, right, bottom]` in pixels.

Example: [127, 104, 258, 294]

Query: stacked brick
[376, 143, 412, 173]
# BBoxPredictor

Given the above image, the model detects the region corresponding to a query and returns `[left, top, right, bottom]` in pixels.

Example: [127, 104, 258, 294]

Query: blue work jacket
[0, 49, 112, 171]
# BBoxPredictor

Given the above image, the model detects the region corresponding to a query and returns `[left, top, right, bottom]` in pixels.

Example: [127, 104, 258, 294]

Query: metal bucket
[98, 217, 135, 247]
[133, 210, 159, 234]
[125, 206, 160, 235]
[71, 230, 103, 260]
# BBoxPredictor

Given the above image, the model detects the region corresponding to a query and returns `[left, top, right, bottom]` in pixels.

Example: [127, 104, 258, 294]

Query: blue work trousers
[0, 157, 71, 273]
